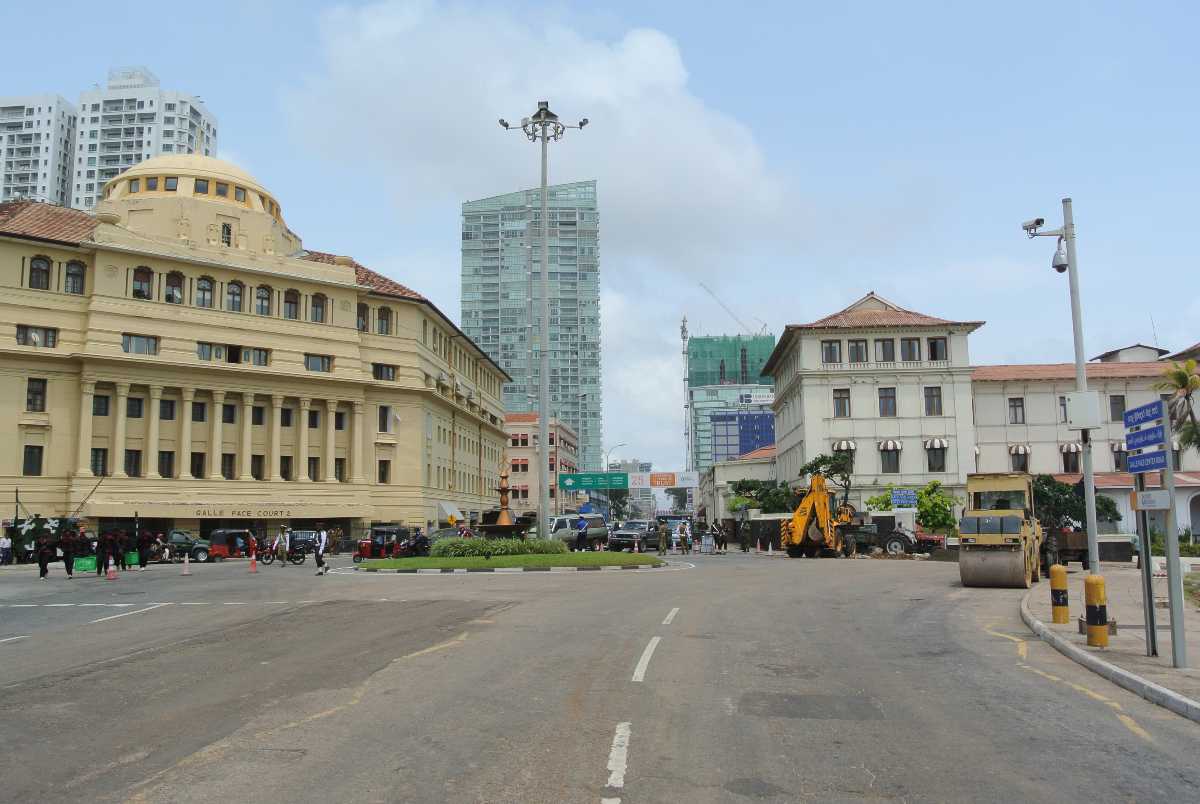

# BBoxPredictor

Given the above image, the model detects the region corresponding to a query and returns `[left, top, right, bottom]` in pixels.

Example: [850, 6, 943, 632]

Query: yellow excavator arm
[785, 473, 838, 553]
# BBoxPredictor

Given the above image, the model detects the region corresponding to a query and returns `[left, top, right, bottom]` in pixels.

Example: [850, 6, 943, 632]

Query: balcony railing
[812, 359, 956, 372]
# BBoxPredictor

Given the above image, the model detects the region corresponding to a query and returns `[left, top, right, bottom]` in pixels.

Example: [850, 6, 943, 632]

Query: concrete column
[269, 394, 283, 481]
[351, 400, 366, 483]
[209, 390, 226, 479]
[112, 382, 130, 477]
[77, 380, 96, 476]
[239, 394, 254, 480]
[297, 397, 311, 481]
[146, 385, 163, 478]
[179, 388, 194, 478]
[324, 399, 337, 482]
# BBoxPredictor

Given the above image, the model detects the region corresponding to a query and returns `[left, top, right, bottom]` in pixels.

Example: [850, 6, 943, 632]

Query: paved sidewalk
[1026, 561, 1200, 704]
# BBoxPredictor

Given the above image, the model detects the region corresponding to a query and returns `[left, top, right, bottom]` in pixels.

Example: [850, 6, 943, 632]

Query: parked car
[607, 524, 648, 552]
[547, 515, 609, 549]
[165, 530, 213, 562]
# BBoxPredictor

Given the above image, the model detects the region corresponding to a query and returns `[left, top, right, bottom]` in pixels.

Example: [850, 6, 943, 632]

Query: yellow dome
[111, 154, 270, 199]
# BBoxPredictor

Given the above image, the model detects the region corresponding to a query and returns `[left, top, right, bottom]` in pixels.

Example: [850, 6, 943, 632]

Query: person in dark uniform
[137, 529, 152, 571]
[60, 527, 77, 579]
[656, 521, 668, 556]
[36, 531, 55, 580]
[738, 521, 751, 552]
[97, 531, 110, 576]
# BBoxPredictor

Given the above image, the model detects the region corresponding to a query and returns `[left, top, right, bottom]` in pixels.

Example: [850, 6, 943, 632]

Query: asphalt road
[2, 552, 1198, 803]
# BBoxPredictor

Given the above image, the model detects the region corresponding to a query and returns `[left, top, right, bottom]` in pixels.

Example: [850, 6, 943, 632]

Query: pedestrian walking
[314, 527, 328, 576]
[96, 531, 109, 576]
[276, 527, 290, 567]
[574, 517, 588, 552]
[0, 532, 11, 565]
[137, 529, 152, 571]
[656, 521, 668, 556]
[36, 531, 54, 579]
[60, 527, 77, 579]
[738, 521, 750, 552]
[114, 530, 128, 571]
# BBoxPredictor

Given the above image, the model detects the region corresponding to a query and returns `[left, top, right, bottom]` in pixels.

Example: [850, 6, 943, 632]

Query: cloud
[284, 0, 787, 469]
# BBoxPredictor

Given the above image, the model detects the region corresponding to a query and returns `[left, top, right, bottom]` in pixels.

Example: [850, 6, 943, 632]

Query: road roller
[958, 473, 1043, 588]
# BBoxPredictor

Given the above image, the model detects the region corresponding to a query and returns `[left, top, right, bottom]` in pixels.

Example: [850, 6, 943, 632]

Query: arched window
[165, 272, 184, 304]
[377, 306, 392, 335]
[29, 256, 51, 290]
[356, 304, 369, 333]
[311, 293, 326, 323]
[283, 290, 300, 320]
[226, 281, 243, 312]
[255, 286, 272, 316]
[196, 277, 214, 308]
[132, 266, 153, 299]
[64, 261, 86, 294]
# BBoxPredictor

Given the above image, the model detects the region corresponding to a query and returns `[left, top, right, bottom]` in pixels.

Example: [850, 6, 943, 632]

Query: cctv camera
[498, 119, 509, 129]
[1022, 217, 1045, 234]
[1052, 239, 1069, 273]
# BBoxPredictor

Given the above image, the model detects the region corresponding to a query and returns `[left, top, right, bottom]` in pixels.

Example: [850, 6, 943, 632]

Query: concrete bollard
[1050, 564, 1069, 624]
[1085, 574, 1108, 648]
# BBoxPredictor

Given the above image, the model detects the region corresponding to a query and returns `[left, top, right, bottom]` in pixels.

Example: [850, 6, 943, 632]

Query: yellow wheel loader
[780, 472, 857, 558]
[958, 473, 1043, 588]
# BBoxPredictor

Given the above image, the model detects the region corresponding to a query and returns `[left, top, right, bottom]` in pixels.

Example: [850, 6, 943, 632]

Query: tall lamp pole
[500, 102, 588, 541]
[603, 442, 627, 520]
[1023, 199, 1100, 573]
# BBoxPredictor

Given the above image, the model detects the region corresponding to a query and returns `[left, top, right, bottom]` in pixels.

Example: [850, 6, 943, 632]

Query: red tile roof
[735, 445, 776, 460]
[301, 250, 425, 301]
[1053, 472, 1200, 489]
[505, 413, 538, 423]
[972, 362, 1166, 381]
[1166, 342, 1200, 361]
[0, 200, 96, 245]
[795, 292, 983, 330]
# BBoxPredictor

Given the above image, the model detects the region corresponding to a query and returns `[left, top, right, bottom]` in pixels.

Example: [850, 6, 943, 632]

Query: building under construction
[685, 334, 776, 472]
[687, 335, 775, 388]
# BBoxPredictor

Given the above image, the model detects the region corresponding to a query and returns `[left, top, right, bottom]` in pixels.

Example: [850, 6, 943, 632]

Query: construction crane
[697, 281, 769, 336]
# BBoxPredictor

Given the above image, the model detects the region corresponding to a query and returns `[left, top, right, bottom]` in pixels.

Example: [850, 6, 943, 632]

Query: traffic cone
[249, 551, 257, 574]
[756, 539, 762, 553]
[181, 552, 191, 576]
[105, 557, 118, 581]
[767, 542, 773, 555]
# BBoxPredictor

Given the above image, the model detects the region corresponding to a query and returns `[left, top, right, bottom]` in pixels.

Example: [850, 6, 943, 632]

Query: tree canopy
[865, 481, 960, 532]
[727, 479, 800, 514]
[1032, 474, 1121, 532]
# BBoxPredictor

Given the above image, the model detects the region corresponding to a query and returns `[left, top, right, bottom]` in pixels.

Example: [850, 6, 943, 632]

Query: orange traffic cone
[756, 539, 762, 553]
[105, 557, 118, 580]
[249, 551, 257, 574]
[181, 552, 192, 576]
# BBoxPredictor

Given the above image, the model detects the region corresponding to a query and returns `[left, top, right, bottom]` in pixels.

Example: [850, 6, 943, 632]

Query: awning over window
[1009, 444, 1031, 456]
[1111, 441, 1127, 453]
[878, 439, 902, 451]
[437, 501, 466, 523]
[924, 438, 949, 450]
[1060, 442, 1082, 454]
[833, 440, 857, 451]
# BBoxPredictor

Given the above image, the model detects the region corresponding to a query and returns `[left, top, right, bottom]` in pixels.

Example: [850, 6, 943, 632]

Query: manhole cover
[739, 692, 882, 721]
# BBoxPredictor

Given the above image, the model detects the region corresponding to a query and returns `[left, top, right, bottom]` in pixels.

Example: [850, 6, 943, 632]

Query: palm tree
[1155, 359, 1200, 452]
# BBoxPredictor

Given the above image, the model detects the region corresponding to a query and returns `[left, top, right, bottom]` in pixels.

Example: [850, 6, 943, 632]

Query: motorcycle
[259, 542, 307, 565]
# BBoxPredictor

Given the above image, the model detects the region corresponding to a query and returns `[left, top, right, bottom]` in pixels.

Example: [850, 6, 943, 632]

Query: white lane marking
[631, 637, 661, 683]
[10, 604, 37, 608]
[605, 722, 631, 789]
[662, 607, 679, 626]
[45, 603, 76, 607]
[178, 602, 210, 606]
[89, 602, 173, 624]
[601, 799, 621, 804]
[0, 635, 30, 644]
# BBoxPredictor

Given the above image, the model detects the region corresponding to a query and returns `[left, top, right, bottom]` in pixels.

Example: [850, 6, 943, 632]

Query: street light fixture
[1023, 198, 1100, 575]
[499, 101, 588, 541]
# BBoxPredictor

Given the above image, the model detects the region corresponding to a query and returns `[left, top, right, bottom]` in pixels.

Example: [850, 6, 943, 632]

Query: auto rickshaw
[353, 526, 403, 562]
[204, 528, 253, 560]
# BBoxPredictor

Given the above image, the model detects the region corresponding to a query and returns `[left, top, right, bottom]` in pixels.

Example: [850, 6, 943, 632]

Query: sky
[6, 0, 1198, 471]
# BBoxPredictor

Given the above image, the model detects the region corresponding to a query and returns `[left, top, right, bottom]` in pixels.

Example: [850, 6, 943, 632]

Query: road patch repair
[1020, 565, 1200, 724]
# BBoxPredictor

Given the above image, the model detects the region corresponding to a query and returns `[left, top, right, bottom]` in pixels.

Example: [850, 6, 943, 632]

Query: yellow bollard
[1049, 564, 1069, 624]
[1084, 575, 1108, 648]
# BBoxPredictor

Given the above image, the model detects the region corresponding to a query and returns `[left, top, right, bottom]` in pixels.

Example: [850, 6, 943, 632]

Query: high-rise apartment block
[686, 334, 776, 472]
[73, 67, 218, 210]
[461, 181, 602, 469]
[1, 95, 77, 205]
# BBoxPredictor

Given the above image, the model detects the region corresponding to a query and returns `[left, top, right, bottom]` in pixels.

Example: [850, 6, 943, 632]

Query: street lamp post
[1024, 199, 1100, 574]
[500, 102, 588, 541]
[603, 442, 627, 520]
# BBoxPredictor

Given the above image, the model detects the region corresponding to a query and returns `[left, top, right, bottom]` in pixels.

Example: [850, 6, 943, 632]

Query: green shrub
[429, 537, 567, 558]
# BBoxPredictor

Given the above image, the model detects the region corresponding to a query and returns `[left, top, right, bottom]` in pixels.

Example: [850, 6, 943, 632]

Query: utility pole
[499, 103, 588, 541]
[681, 316, 691, 471]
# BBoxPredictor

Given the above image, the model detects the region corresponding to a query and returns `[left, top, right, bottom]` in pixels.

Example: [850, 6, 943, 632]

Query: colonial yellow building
[0, 155, 508, 537]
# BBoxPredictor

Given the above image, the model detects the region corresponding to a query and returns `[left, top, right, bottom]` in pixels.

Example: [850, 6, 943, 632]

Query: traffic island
[1021, 562, 1200, 723]
[359, 553, 665, 572]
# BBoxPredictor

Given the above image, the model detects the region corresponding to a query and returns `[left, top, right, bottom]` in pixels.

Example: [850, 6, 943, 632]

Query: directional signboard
[1127, 425, 1165, 451]
[1123, 400, 1164, 430]
[891, 488, 918, 508]
[557, 472, 628, 490]
[627, 471, 700, 489]
[1127, 450, 1168, 474]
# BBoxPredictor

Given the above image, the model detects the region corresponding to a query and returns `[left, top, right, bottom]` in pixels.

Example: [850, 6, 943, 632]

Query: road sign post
[1124, 399, 1185, 667]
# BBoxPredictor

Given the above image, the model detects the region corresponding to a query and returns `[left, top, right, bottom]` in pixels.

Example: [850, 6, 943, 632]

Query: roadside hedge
[430, 537, 567, 558]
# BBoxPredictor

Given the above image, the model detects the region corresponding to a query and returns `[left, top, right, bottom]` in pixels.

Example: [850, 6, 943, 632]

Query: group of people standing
[35, 529, 157, 580]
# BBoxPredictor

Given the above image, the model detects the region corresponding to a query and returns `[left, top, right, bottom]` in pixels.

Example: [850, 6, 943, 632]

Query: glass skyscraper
[686, 334, 776, 472]
[461, 181, 602, 469]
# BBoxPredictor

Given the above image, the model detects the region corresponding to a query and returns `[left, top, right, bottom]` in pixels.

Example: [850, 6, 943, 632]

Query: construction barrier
[1084, 574, 1108, 648]
[1049, 564, 1069, 624]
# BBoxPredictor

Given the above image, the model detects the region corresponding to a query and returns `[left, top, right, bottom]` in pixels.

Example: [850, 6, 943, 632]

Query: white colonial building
[764, 293, 1200, 533]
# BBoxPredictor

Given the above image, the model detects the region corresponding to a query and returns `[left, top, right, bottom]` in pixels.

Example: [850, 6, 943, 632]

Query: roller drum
[959, 548, 1030, 588]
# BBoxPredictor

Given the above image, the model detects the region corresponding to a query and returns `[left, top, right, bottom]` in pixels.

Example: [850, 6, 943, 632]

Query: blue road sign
[1124, 400, 1164, 430]
[1128, 449, 1168, 474]
[891, 489, 918, 507]
[1127, 425, 1165, 451]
